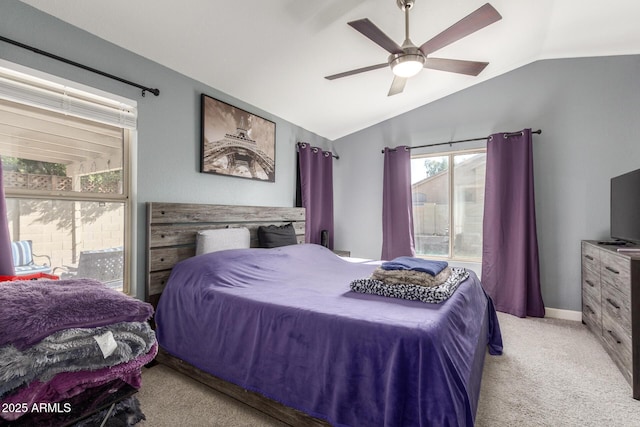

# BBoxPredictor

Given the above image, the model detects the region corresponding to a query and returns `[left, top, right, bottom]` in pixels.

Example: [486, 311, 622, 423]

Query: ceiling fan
[325, 1, 502, 96]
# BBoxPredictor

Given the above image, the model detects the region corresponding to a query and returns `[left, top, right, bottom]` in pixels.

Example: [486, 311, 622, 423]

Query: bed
[146, 202, 502, 427]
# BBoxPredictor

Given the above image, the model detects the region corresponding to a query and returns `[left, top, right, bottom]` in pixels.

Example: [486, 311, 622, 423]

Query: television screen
[611, 168, 640, 244]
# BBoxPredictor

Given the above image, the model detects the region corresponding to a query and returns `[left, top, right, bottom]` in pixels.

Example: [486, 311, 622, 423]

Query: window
[0, 64, 136, 293]
[411, 150, 486, 261]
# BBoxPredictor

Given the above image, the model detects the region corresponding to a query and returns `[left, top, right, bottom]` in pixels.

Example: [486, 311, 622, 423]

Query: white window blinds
[0, 65, 137, 129]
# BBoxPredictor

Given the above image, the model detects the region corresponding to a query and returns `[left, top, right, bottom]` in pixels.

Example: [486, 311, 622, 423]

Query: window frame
[0, 61, 137, 294]
[411, 147, 486, 262]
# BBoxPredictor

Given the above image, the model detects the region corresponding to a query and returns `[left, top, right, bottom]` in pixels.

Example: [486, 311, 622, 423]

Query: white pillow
[196, 227, 250, 255]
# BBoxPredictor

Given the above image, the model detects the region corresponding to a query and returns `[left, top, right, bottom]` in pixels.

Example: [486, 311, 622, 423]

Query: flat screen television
[611, 168, 640, 245]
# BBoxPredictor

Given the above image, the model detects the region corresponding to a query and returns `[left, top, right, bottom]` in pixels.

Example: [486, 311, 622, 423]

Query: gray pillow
[257, 223, 297, 248]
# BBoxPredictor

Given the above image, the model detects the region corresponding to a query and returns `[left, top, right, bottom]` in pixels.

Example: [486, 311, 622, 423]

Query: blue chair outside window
[10, 240, 52, 276]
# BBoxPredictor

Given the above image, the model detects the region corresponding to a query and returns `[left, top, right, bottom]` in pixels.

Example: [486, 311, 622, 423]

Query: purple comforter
[156, 244, 502, 427]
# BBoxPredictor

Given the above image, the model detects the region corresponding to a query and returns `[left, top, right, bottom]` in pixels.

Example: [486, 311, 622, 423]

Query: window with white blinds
[0, 61, 136, 294]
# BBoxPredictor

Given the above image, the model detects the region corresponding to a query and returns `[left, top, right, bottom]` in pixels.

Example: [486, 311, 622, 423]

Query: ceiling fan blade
[388, 76, 407, 96]
[419, 3, 502, 55]
[325, 63, 388, 80]
[348, 18, 403, 54]
[424, 57, 489, 76]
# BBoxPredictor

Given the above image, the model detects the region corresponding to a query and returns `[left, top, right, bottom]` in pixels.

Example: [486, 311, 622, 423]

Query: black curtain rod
[381, 129, 542, 153]
[0, 35, 160, 97]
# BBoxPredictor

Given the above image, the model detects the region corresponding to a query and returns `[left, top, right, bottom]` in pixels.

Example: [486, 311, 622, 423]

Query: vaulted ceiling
[19, 0, 640, 140]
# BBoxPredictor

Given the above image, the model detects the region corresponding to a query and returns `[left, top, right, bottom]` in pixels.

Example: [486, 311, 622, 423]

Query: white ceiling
[19, 0, 640, 141]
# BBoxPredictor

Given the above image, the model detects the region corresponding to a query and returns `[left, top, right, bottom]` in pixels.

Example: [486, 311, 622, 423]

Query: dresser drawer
[600, 251, 631, 299]
[601, 284, 631, 333]
[582, 242, 600, 277]
[582, 266, 601, 298]
[602, 314, 633, 386]
[582, 287, 601, 334]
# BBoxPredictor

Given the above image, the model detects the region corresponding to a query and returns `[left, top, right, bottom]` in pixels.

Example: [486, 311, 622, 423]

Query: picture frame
[200, 94, 276, 182]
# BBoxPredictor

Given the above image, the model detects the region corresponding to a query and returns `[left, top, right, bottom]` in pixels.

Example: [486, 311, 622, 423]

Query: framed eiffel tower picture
[200, 94, 276, 182]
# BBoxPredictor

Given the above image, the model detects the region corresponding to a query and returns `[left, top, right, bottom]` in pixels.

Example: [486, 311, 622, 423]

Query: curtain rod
[381, 129, 542, 153]
[0, 35, 160, 97]
[297, 142, 339, 159]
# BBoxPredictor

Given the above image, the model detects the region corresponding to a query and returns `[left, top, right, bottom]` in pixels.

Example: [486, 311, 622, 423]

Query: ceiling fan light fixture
[390, 53, 425, 78]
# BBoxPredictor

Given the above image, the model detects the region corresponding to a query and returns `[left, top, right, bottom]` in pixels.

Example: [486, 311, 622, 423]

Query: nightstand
[333, 250, 351, 257]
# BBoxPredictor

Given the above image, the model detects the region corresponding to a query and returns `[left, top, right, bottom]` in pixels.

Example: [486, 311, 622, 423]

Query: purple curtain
[297, 143, 334, 249]
[0, 159, 14, 275]
[381, 146, 415, 260]
[481, 129, 544, 318]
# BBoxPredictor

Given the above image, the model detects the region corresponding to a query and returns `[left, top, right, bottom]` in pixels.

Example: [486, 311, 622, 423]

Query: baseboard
[544, 307, 582, 322]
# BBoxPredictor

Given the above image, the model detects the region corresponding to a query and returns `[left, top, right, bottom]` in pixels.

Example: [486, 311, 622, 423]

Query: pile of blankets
[350, 256, 469, 303]
[0, 278, 157, 426]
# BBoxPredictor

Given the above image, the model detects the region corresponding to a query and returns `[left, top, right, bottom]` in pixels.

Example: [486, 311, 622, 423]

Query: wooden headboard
[145, 202, 305, 306]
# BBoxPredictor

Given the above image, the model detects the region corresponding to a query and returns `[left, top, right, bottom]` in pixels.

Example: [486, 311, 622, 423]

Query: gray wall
[332, 54, 640, 312]
[1, 0, 330, 299]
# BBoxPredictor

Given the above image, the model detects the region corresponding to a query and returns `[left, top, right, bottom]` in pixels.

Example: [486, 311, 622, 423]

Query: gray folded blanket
[0, 321, 155, 397]
[351, 267, 469, 304]
[370, 266, 452, 287]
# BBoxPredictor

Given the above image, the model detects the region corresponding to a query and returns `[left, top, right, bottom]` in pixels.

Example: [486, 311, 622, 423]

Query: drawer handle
[585, 280, 595, 287]
[606, 298, 620, 309]
[607, 329, 622, 344]
[585, 255, 594, 261]
[605, 266, 620, 275]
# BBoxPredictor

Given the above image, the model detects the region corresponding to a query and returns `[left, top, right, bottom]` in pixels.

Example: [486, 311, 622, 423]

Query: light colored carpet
[136, 366, 287, 427]
[137, 312, 640, 426]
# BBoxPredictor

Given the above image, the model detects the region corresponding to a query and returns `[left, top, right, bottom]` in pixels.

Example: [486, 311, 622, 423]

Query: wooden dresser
[581, 240, 640, 399]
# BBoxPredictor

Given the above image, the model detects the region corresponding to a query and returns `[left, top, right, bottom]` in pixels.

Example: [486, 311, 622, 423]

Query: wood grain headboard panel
[146, 202, 305, 306]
